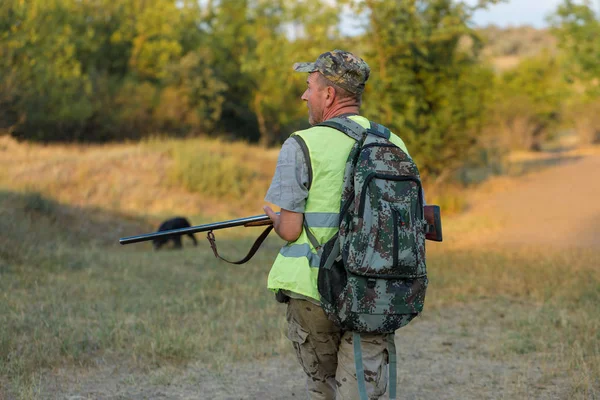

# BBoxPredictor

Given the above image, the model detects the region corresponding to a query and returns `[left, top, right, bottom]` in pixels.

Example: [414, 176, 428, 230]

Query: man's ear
[325, 85, 336, 107]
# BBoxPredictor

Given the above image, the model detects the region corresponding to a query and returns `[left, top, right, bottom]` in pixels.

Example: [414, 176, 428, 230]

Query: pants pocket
[286, 321, 321, 378]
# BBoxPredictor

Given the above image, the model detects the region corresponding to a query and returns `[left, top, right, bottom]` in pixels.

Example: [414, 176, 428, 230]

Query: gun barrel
[119, 214, 273, 245]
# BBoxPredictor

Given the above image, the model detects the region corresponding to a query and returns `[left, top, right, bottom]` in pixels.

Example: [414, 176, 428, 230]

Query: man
[264, 50, 413, 400]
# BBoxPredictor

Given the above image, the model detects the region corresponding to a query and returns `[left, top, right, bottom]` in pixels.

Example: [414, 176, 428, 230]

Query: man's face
[301, 72, 327, 125]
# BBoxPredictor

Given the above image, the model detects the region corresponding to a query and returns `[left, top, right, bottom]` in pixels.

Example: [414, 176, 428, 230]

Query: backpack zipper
[392, 208, 400, 268]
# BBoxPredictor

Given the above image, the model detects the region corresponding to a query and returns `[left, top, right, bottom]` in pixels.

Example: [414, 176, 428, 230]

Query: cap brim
[293, 62, 317, 72]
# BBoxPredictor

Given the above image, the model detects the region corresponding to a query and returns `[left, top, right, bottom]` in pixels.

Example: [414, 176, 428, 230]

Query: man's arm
[264, 137, 310, 242]
[263, 206, 303, 242]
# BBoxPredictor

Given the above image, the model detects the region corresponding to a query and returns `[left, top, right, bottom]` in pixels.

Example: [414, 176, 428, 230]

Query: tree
[343, 0, 503, 183]
[550, 0, 600, 144]
[157, 49, 228, 134]
[0, 0, 94, 140]
[550, 0, 600, 94]
[0, 0, 212, 141]
[241, 0, 342, 146]
[490, 53, 569, 151]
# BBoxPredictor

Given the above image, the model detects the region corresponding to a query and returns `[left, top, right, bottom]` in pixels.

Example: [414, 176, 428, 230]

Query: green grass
[427, 245, 600, 398]
[0, 190, 290, 396]
[0, 190, 599, 398]
[0, 239, 291, 381]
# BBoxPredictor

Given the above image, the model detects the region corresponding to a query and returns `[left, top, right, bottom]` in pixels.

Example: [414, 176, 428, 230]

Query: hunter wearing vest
[264, 50, 415, 400]
[267, 117, 410, 301]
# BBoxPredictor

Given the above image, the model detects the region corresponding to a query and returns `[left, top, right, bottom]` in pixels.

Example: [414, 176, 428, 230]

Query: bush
[486, 53, 570, 152]
[566, 99, 600, 145]
[164, 138, 274, 206]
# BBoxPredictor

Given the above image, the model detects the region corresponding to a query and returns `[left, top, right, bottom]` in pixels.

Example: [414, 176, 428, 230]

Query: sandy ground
[20, 152, 600, 399]
[453, 152, 600, 249]
[40, 302, 569, 400]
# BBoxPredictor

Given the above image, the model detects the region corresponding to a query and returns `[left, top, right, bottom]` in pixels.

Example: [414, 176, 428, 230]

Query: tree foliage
[489, 53, 569, 151]
[344, 0, 501, 182]
[549, 0, 600, 143]
[550, 0, 600, 93]
[3, 0, 592, 182]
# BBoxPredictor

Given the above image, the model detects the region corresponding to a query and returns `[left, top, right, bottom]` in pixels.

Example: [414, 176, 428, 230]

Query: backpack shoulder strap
[291, 134, 313, 190]
[352, 332, 397, 400]
[317, 116, 366, 141]
[367, 121, 391, 140]
[318, 117, 393, 142]
[353, 332, 369, 400]
[388, 334, 397, 400]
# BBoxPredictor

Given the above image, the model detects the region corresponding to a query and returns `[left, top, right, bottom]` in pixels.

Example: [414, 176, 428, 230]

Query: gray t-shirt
[265, 138, 318, 305]
[264, 137, 310, 212]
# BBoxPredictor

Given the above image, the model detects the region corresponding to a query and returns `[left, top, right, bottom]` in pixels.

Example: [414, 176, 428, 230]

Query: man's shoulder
[291, 124, 330, 138]
[278, 136, 304, 160]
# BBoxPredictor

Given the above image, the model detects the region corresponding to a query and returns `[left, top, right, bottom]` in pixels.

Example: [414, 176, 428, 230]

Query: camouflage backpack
[311, 116, 428, 399]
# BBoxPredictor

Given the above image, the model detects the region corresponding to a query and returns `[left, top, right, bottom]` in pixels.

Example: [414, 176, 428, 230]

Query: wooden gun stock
[244, 219, 274, 227]
[424, 205, 443, 242]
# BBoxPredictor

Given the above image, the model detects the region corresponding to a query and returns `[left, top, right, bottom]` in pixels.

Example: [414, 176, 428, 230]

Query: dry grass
[0, 189, 290, 396]
[0, 135, 279, 223]
[147, 136, 278, 210]
[6, 134, 594, 220]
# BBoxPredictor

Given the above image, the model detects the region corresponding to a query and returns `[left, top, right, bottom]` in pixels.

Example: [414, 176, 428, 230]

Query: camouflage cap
[293, 50, 370, 95]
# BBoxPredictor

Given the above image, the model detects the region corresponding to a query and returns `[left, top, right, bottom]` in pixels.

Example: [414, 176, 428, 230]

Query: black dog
[153, 217, 197, 250]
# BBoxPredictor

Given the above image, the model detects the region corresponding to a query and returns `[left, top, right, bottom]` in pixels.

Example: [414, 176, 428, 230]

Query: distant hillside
[478, 25, 557, 58]
[467, 26, 558, 71]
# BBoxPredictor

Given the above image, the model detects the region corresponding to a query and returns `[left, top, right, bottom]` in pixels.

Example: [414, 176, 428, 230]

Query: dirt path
[38, 302, 567, 400]
[32, 152, 600, 399]
[450, 152, 600, 249]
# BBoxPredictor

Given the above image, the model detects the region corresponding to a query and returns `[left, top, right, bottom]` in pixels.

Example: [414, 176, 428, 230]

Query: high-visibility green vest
[267, 116, 410, 301]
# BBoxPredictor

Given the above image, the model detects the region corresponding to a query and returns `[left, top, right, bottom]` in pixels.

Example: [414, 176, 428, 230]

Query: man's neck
[322, 104, 360, 122]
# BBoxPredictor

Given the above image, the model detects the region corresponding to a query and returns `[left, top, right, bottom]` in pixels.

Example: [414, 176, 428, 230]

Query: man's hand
[264, 206, 303, 242]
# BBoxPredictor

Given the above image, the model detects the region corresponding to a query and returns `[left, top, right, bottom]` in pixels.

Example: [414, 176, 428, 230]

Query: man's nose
[301, 90, 308, 101]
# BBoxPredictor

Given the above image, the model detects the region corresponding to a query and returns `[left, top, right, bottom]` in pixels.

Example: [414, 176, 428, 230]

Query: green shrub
[165, 139, 272, 203]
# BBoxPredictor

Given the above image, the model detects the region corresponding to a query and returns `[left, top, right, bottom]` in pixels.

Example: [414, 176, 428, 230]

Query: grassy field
[0, 136, 599, 398]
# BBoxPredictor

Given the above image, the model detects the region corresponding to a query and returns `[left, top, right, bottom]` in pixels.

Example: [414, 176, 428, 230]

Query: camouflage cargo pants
[286, 298, 390, 400]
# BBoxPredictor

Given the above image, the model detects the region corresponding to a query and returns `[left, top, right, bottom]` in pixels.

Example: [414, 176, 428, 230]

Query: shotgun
[424, 205, 443, 242]
[119, 214, 274, 245]
[119, 205, 442, 262]
[119, 205, 442, 246]
[119, 213, 275, 264]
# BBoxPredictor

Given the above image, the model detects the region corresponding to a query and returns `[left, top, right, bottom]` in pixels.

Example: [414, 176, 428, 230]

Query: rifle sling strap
[206, 225, 273, 265]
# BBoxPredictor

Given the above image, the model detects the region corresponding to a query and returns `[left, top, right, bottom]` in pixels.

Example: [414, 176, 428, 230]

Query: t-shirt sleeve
[264, 137, 310, 212]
